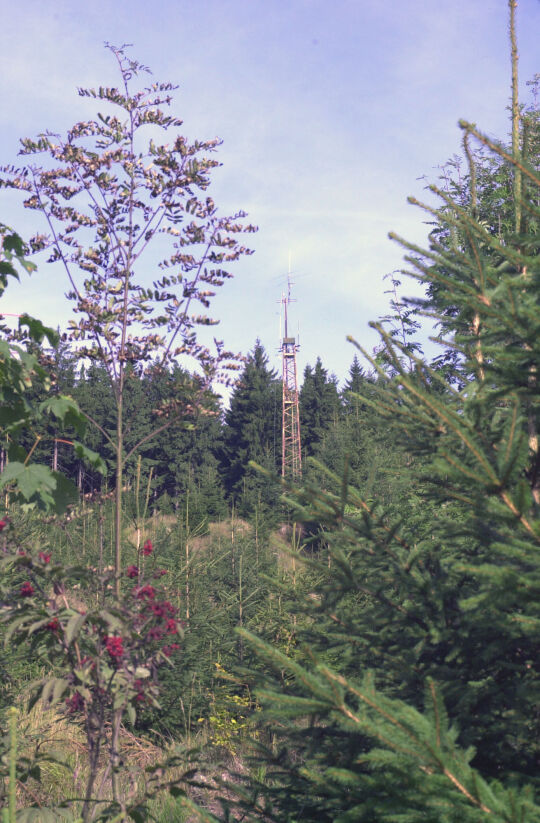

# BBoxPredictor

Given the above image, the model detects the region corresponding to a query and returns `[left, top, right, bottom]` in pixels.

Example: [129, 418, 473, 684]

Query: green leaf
[0, 462, 77, 513]
[3, 615, 32, 646]
[50, 471, 79, 514]
[3, 232, 25, 256]
[19, 314, 58, 346]
[0, 260, 18, 278]
[7, 442, 29, 463]
[99, 610, 124, 631]
[65, 612, 88, 646]
[0, 462, 56, 500]
[28, 617, 57, 635]
[113, 692, 127, 711]
[52, 677, 69, 703]
[40, 395, 86, 435]
[41, 677, 68, 706]
[0, 403, 29, 430]
[73, 441, 107, 474]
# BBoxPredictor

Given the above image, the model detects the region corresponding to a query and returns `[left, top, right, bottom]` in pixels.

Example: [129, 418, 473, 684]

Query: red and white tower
[280, 275, 302, 480]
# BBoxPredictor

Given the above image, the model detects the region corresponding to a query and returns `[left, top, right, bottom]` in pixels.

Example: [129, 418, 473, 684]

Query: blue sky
[1, 0, 539, 389]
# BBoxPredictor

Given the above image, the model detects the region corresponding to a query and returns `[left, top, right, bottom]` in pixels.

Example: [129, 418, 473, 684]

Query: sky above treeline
[1, 0, 539, 390]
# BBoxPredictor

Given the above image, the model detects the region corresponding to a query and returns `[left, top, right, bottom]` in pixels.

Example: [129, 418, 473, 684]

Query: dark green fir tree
[342, 354, 365, 399]
[221, 340, 281, 520]
[299, 357, 341, 459]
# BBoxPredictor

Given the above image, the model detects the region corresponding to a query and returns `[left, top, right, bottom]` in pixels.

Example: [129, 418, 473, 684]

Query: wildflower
[104, 635, 124, 658]
[126, 565, 139, 579]
[147, 626, 163, 642]
[38, 551, 51, 564]
[135, 584, 156, 600]
[0, 519, 7, 531]
[154, 568, 168, 577]
[142, 539, 153, 556]
[20, 581, 34, 597]
[165, 618, 178, 634]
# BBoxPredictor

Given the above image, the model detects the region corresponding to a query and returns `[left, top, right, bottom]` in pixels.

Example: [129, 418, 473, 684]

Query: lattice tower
[280, 279, 302, 480]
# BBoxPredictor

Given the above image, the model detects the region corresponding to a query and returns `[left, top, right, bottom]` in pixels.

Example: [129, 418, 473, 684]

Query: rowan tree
[1, 45, 256, 592]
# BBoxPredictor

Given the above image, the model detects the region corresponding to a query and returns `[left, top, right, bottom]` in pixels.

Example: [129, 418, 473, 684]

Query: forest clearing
[1, 1, 540, 821]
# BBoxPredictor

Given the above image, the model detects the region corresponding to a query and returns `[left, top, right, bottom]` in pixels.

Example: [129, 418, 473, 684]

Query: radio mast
[280, 264, 302, 480]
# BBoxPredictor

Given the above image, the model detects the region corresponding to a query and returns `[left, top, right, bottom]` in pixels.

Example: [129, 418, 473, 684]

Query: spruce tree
[343, 354, 365, 398]
[148, 364, 227, 519]
[300, 357, 341, 459]
[221, 340, 280, 518]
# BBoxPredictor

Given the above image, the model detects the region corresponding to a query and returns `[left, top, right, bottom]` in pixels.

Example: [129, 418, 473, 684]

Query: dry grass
[124, 513, 178, 549]
[125, 515, 253, 558]
[189, 519, 251, 554]
[6, 695, 265, 821]
[7, 700, 204, 820]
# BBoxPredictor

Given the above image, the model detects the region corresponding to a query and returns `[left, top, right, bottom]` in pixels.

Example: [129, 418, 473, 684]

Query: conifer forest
[2, 3, 540, 821]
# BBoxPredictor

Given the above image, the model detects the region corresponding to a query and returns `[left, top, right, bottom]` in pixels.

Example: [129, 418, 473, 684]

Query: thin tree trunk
[231, 503, 235, 577]
[99, 501, 104, 577]
[509, 0, 521, 233]
[114, 387, 124, 598]
[238, 553, 244, 661]
[185, 491, 190, 621]
[110, 710, 122, 808]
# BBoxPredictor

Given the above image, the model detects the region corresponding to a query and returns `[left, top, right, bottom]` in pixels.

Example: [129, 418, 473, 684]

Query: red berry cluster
[65, 692, 85, 714]
[137, 586, 178, 641]
[134, 679, 147, 703]
[45, 618, 60, 632]
[104, 635, 124, 659]
[135, 584, 156, 600]
[15, 550, 53, 600]
[148, 600, 176, 619]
